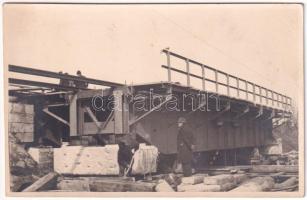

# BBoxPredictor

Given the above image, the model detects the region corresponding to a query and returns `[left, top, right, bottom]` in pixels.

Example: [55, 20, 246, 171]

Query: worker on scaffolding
[59, 71, 75, 87]
[75, 70, 88, 89]
[176, 117, 195, 177]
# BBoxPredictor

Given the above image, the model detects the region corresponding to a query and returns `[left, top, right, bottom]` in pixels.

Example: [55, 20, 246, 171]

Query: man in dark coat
[177, 117, 195, 177]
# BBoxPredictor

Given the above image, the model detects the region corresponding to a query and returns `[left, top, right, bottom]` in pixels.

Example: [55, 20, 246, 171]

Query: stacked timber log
[162, 173, 183, 190]
[177, 174, 208, 192]
[177, 173, 248, 192]
[284, 150, 298, 165]
[230, 177, 274, 192]
[57, 177, 91, 191]
[89, 179, 156, 192]
[271, 177, 298, 191]
[155, 180, 175, 192]
[250, 165, 298, 173]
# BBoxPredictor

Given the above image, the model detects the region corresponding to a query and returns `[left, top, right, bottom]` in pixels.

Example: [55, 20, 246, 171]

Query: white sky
[3, 3, 303, 107]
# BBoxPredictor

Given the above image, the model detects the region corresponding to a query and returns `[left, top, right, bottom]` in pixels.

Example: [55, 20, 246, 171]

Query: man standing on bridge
[177, 117, 195, 177]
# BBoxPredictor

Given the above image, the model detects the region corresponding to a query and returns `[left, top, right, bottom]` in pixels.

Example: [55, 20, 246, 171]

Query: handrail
[161, 49, 292, 110]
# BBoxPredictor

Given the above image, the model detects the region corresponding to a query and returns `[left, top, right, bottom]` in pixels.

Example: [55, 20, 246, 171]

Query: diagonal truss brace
[43, 108, 70, 126]
[234, 106, 250, 120]
[129, 94, 173, 126]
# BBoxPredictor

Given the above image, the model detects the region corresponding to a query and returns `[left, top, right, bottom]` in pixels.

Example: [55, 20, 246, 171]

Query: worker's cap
[178, 117, 187, 123]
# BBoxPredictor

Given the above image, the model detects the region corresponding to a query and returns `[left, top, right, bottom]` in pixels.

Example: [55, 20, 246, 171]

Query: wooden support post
[259, 86, 262, 104]
[167, 51, 171, 82]
[277, 94, 280, 107]
[266, 89, 268, 105]
[272, 92, 275, 106]
[113, 89, 124, 134]
[202, 65, 206, 91]
[280, 95, 284, 108]
[186, 59, 190, 87]
[253, 84, 256, 102]
[236, 78, 239, 97]
[215, 70, 218, 93]
[69, 94, 78, 136]
[122, 88, 130, 133]
[226, 74, 230, 96]
[77, 101, 84, 136]
[245, 81, 248, 100]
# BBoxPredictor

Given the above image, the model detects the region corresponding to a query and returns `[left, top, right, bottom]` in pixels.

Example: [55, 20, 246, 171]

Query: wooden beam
[89, 180, 156, 192]
[83, 121, 115, 135]
[43, 108, 70, 126]
[9, 64, 124, 87]
[22, 172, 58, 192]
[77, 88, 112, 99]
[250, 165, 298, 173]
[47, 103, 69, 108]
[9, 78, 86, 91]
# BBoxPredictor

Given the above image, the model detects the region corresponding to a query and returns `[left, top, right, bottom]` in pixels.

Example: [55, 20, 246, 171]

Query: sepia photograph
[2, 2, 304, 197]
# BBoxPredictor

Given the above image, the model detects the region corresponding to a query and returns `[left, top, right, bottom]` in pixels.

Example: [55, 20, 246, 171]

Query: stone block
[9, 113, 34, 123]
[54, 145, 119, 175]
[12, 132, 34, 143]
[9, 103, 34, 114]
[9, 122, 34, 133]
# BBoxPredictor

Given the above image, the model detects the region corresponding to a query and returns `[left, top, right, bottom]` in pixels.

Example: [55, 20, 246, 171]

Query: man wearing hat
[176, 117, 195, 177]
